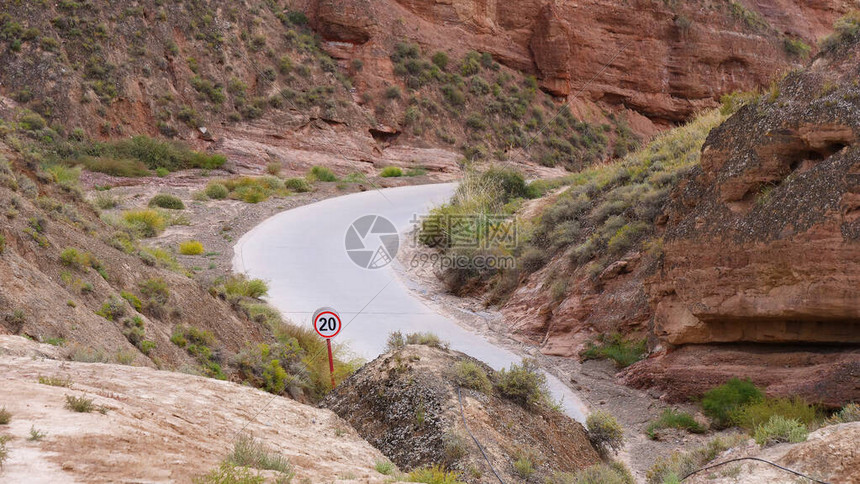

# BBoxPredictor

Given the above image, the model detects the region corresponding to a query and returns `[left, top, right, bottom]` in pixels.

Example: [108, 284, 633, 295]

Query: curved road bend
[234, 183, 588, 422]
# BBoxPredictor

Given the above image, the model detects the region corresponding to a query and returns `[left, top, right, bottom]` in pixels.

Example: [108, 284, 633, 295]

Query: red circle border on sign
[313, 311, 342, 338]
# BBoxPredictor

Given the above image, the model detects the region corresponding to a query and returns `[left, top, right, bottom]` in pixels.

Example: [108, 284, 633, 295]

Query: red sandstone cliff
[311, 0, 852, 130]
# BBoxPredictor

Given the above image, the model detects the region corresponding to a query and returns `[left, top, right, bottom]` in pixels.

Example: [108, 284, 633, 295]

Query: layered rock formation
[311, 0, 851, 127]
[623, 35, 860, 404]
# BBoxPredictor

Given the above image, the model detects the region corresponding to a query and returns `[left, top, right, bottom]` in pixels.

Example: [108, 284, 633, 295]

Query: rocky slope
[624, 29, 860, 405]
[0, 0, 849, 181]
[310, 0, 850, 129]
[450, 26, 860, 407]
[0, 336, 395, 483]
[323, 343, 600, 483]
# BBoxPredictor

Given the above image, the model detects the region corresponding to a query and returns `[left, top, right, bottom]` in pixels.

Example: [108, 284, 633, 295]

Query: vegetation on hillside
[383, 42, 639, 166]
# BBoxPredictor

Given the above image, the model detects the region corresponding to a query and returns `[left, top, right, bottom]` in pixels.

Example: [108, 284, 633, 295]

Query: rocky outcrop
[530, 4, 572, 97]
[323, 344, 599, 481]
[649, 40, 860, 347]
[311, 0, 851, 127]
[623, 37, 860, 404]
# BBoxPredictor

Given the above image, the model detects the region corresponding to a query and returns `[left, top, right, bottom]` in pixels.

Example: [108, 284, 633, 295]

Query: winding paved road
[234, 183, 588, 422]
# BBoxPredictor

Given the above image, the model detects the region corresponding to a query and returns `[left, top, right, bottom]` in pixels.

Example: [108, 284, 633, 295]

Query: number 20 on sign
[312, 307, 341, 389]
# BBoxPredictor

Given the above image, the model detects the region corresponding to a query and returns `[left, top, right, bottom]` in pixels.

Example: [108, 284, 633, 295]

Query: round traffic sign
[312, 307, 341, 339]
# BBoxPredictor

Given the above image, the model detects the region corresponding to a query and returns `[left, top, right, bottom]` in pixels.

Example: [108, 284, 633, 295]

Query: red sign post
[313, 308, 342, 389]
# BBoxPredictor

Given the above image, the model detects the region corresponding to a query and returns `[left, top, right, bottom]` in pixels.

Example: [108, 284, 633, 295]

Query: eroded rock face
[311, 0, 849, 125]
[650, 40, 860, 346]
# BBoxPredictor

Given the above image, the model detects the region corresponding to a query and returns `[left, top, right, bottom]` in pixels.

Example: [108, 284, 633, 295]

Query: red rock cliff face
[622, 38, 860, 406]
[311, 0, 851, 127]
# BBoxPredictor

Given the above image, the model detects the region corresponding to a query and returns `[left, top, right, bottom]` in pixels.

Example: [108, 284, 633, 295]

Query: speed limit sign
[312, 307, 341, 389]
[313, 308, 342, 339]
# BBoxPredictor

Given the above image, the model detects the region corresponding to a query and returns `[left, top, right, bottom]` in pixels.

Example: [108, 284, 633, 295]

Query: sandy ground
[0, 336, 399, 483]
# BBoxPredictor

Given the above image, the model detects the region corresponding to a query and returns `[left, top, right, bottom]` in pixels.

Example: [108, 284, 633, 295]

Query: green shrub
[646, 409, 706, 438]
[148, 194, 185, 210]
[551, 461, 634, 484]
[205, 182, 229, 199]
[64, 394, 95, 413]
[227, 434, 294, 475]
[195, 462, 266, 484]
[96, 297, 127, 321]
[431, 51, 449, 70]
[783, 37, 811, 58]
[93, 136, 226, 172]
[731, 397, 819, 431]
[754, 415, 808, 446]
[60, 247, 90, 269]
[821, 11, 860, 51]
[827, 402, 860, 424]
[453, 360, 492, 393]
[222, 275, 269, 299]
[0, 234, 5, 255]
[495, 358, 551, 408]
[405, 332, 448, 349]
[284, 177, 311, 192]
[0, 407, 10, 424]
[308, 165, 337, 182]
[179, 240, 205, 255]
[120, 291, 142, 311]
[646, 435, 744, 484]
[385, 331, 406, 352]
[513, 456, 535, 479]
[701, 378, 763, 428]
[407, 465, 464, 484]
[139, 277, 170, 305]
[380, 166, 403, 177]
[122, 209, 167, 237]
[586, 410, 624, 455]
[80, 156, 150, 177]
[580, 333, 647, 368]
[374, 460, 394, 475]
[385, 86, 401, 99]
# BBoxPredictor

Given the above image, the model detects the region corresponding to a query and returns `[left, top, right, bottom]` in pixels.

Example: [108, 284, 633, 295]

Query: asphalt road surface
[234, 183, 588, 422]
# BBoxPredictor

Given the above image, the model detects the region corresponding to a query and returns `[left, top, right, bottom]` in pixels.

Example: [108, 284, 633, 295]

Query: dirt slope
[0, 336, 396, 483]
[323, 344, 600, 483]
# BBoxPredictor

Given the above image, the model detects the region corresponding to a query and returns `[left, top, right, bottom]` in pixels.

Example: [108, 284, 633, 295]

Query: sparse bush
[121, 291, 142, 311]
[701, 378, 763, 428]
[64, 394, 95, 413]
[308, 166, 337, 182]
[123, 209, 167, 237]
[222, 275, 269, 299]
[205, 182, 229, 199]
[587, 410, 624, 455]
[180, 240, 205, 255]
[28, 426, 46, 442]
[821, 11, 860, 51]
[551, 461, 634, 484]
[580, 333, 647, 368]
[284, 177, 311, 192]
[38, 375, 73, 387]
[385, 331, 406, 352]
[519, 248, 549, 273]
[96, 296, 127, 321]
[380, 166, 403, 177]
[407, 465, 464, 484]
[827, 402, 860, 424]
[148, 194, 185, 210]
[646, 409, 706, 438]
[139, 277, 170, 305]
[754, 415, 808, 446]
[227, 434, 294, 475]
[0, 407, 10, 424]
[432, 51, 449, 70]
[375, 460, 395, 475]
[732, 397, 819, 431]
[783, 37, 811, 58]
[513, 456, 535, 479]
[385, 86, 401, 99]
[495, 358, 551, 408]
[194, 462, 266, 484]
[405, 332, 448, 349]
[453, 360, 492, 393]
